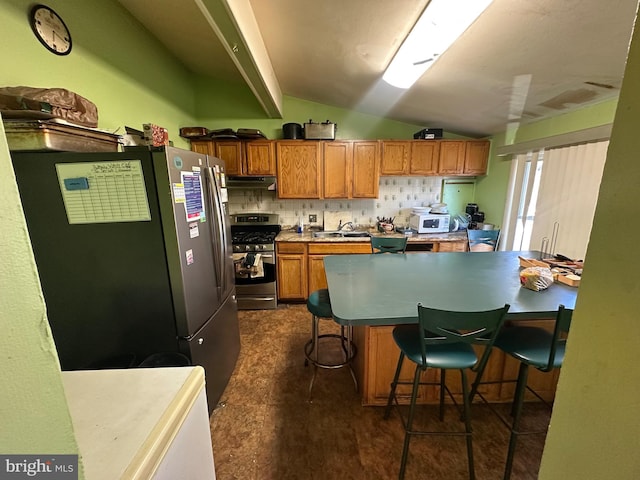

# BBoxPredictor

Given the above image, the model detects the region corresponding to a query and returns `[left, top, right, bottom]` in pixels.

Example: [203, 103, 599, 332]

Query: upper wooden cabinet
[380, 141, 409, 175]
[189, 139, 276, 176]
[276, 141, 323, 198]
[351, 141, 380, 198]
[463, 140, 490, 175]
[381, 139, 489, 176]
[323, 141, 352, 198]
[437, 140, 466, 175]
[324, 141, 380, 199]
[245, 140, 276, 175]
[410, 141, 440, 175]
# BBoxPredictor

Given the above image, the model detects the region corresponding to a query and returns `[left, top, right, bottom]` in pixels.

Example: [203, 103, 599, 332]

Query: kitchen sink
[313, 231, 343, 238]
[312, 230, 370, 238]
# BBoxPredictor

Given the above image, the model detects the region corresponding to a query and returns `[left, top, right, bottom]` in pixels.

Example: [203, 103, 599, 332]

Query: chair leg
[439, 369, 446, 421]
[504, 362, 530, 480]
[384, 352, 405, 419]
[399, 365, 422, 480]
[460, 369, 476, 480]
[346, 325, 358, 392]
[307, 314, 319, 401]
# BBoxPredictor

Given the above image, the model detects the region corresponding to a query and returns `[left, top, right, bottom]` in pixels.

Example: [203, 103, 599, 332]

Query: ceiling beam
[195, 0, 283, 118]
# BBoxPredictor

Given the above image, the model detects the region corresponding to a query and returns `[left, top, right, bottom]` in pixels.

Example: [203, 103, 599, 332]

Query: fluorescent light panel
[383, 0, 493, 89]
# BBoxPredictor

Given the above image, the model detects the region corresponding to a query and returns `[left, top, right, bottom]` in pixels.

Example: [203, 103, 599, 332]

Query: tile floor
[209, 304, 549, 479]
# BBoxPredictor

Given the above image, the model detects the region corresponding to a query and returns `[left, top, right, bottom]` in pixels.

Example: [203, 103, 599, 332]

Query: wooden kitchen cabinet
[276, 243, 307, 300]
[351, 141, 380, 198]
[463, 140, 490, 175]
[436, 241, 468, 252]
[323, 141, 352, 198]
[245, 140, 276, 175]
[276, 141, 323, 198]
[353, 319, 559, 406]
[380, 141, 410, 175]
[437, 140, 466, 174]
[214, 140, 244, 175]
[307, 242, 371, 295]
[190, 139, 275, 176]
[190, 140, 215, 156]
[409, 140, 440, 175]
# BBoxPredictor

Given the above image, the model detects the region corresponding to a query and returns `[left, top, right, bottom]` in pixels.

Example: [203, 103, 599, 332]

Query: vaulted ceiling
[118, 0, 639, 137]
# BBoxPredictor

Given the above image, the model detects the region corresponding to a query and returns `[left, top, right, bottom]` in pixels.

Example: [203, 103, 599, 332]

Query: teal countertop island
[324, 250, 578, 326]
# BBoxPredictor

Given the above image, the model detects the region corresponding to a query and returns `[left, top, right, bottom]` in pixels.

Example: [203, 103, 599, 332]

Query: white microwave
[409, 213, 450, 233]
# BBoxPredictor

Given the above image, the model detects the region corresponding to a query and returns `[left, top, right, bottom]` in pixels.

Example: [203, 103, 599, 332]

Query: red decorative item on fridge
[143, 123, 169, 146]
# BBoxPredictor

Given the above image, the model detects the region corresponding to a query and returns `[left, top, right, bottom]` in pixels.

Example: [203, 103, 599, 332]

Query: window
[501, 141, 608, 260]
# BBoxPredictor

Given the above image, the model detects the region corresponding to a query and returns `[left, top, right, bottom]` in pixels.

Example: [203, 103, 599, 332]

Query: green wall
[193, 75, 447, 141]
[0, 119, 83, 475]
[539, 7, 640, 478]
[3, 1, 639, 476]
[1, 0, 198, 149]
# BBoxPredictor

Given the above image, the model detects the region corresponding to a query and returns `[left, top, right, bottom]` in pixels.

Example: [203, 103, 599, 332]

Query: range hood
[225, 176, 277, 190]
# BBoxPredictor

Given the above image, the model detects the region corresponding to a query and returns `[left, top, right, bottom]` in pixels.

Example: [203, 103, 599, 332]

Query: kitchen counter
[276, 229, 469, 244]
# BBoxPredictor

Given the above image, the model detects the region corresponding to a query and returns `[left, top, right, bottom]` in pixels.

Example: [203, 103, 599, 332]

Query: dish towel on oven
[233, 252, 264, 278]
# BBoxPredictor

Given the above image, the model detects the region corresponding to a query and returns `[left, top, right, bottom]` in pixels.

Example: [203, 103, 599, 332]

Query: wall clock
[29, 4, 72, 56]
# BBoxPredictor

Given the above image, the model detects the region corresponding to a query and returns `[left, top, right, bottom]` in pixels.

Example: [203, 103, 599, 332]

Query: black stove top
[230, 213, 280, 252]
[232, 231, 278, 245]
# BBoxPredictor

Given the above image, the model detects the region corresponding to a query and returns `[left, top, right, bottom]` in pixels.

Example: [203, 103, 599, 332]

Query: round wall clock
[29, 4, 72, 56]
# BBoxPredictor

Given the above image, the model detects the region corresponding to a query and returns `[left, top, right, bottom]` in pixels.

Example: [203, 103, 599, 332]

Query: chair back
[542, 304, 573, 372]
[468, 229, 500, 252]
[416, 303, 511, 372]
[370, 236, 408, 254]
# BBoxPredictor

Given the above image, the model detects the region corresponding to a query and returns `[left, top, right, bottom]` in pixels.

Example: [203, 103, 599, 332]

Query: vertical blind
[529, 141, 609, 260]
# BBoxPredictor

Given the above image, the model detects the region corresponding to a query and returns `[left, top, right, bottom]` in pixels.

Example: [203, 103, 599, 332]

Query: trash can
[86, 353, 138, 369]
[139, 352, 191, 368]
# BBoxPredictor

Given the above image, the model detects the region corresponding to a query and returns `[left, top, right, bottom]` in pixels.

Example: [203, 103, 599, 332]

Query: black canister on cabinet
[282, 123, 303, 139]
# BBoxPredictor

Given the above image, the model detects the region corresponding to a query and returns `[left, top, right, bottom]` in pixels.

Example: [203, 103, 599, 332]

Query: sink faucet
[337, 220, 354, 231]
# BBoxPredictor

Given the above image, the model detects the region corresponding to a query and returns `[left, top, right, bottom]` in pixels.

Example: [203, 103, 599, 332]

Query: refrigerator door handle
[206, 167, 227, 295]
[204, 167, 223, 295]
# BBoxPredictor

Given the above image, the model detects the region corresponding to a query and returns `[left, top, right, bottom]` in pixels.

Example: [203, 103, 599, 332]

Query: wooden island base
[351, 322, 560, 406]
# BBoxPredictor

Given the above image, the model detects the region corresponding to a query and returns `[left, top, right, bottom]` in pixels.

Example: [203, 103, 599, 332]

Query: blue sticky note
[64, 177, 89, 190]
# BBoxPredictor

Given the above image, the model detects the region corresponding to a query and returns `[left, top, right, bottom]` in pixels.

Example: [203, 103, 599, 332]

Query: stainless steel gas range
[230, 213, 281, 310]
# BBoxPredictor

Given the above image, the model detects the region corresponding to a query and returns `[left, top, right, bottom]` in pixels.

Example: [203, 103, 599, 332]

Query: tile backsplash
[227, 176, 444, 228]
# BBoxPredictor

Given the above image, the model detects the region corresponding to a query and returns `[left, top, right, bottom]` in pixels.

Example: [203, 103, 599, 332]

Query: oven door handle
[259, 254, 274, 259]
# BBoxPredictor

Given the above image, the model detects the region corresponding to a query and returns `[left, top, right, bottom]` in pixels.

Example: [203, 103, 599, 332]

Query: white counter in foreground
[62, 366, 216, 480]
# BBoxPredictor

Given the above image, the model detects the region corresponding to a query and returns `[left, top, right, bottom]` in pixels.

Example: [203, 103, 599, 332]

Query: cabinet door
[352, 141, 380, 198]
[323, 141, 352, 198]
[380, 141, 409, 175]
[363, 326, 436, 405]
[463, 140, 490, 175]
[276, 141, 322, 199]
[409, 141, 440, 175]
[245, 140, 276, 175]
[277, 254, 307, 300]
[437, 140, 466, 175]
[190, 140, 215, 156]
[308, 255, 328, 293]
[214, 141, 244, 176]
[437, 241, 468, 252]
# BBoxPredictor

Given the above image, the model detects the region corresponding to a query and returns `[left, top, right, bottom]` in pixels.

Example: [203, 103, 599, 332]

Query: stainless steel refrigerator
[11, 146, 240, 413]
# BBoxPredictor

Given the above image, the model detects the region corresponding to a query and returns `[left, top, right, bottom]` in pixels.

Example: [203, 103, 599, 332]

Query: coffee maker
[465, 203, 485, 230]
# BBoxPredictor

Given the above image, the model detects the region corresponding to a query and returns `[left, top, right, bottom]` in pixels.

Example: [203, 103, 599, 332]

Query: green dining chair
[384, 303, 511, 480]
[370, 235, 408, 254]
[468, 305, 573, 480]
[467, 229, 500, 252]
[304, 288, 358, 400]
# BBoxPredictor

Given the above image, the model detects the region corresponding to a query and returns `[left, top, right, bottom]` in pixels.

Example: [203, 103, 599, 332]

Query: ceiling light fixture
[383, 0, 493, 89]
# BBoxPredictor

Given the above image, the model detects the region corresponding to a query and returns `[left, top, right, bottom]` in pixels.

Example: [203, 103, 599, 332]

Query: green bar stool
[384, 303, 510, 480]
[304, 288, 357, 400]
[370, 235, 408, 254]
[469, 305, 573, 480]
